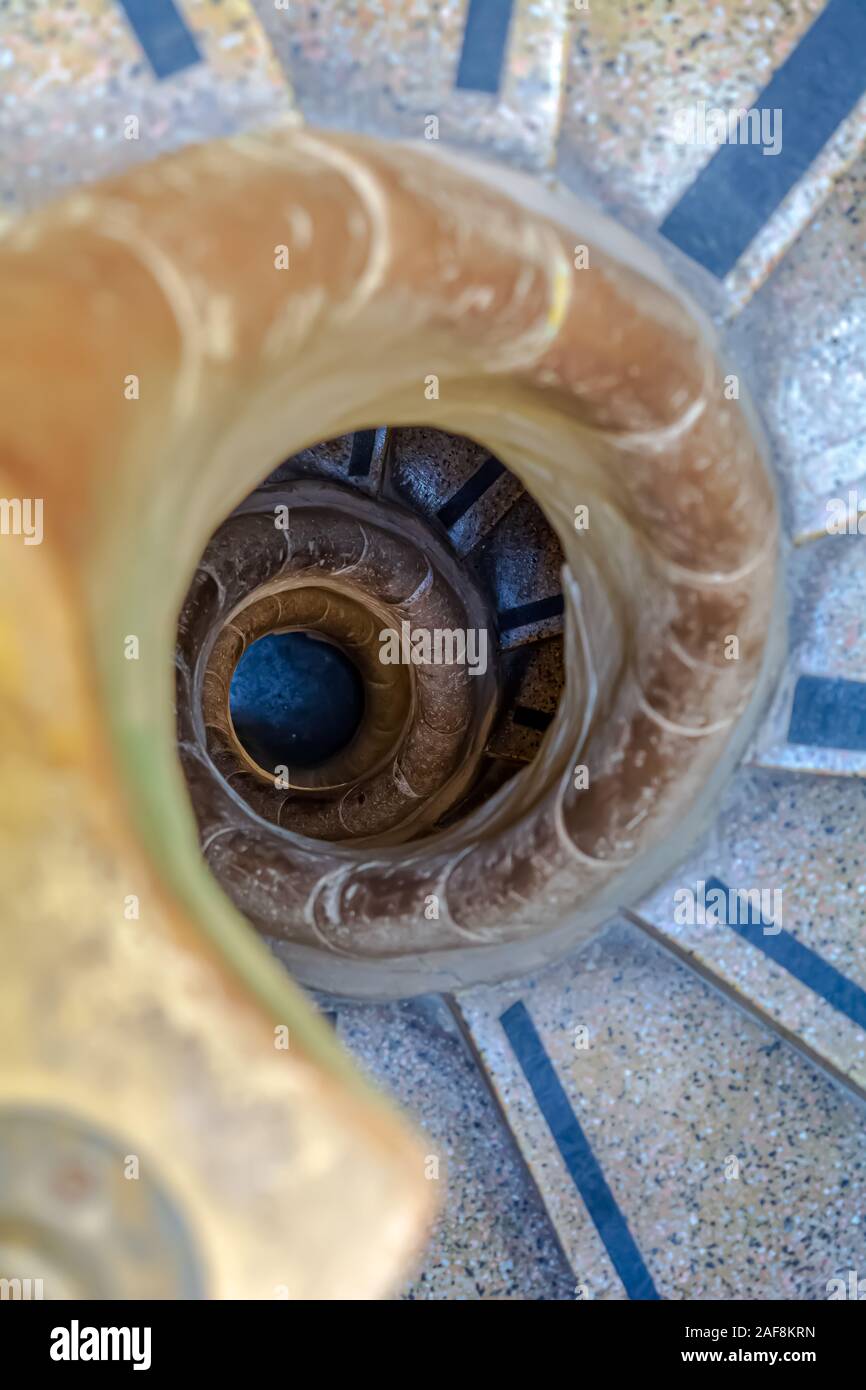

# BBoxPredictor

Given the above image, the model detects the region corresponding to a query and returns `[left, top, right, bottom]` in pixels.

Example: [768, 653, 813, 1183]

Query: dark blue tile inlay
[500, 1001, 661, 1300]
[436, 454, 506, 528]
[512, 705, 555, 733]
[660, 0, 866, 276]
[117, 0, 202, 80]
[498, 593, 565, 632]
[455, 0, 514, 94]
[788, 674, 866, 752]
[348, 430, 377, 477]
[705, 878, 866, 1032]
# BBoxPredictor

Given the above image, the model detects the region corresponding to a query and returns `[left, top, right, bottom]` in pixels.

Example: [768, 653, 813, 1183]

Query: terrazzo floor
[458, 919, 866, 1300]
[331, 994, 575, 1301]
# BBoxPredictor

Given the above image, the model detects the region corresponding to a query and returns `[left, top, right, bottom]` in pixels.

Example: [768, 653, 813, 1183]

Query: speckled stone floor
[635, 766, 866, 1097]
[332, 994, 575, 1300]
[457, 919, 866, 1300]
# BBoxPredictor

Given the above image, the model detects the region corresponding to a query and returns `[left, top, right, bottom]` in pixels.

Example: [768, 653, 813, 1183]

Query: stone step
[1, 0, 294, 215]
[750, 536, 866, 780]
[454, 918, 866, 1300]
[251, 0, 571, 173]
[728, 144, 866, 549]
[319, 993, 576, 1299]
[556, 0, 866, 314]
[383, 427, 524, 557]
[634, 761, 866, 1097]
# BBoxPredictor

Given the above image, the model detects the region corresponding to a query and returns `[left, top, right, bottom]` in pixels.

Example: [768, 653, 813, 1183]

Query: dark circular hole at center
[229, 631, 365, 771]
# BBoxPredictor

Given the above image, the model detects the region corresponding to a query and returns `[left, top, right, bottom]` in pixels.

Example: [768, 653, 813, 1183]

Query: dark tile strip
[512, 705, 554, 732]
[705, 877, 866, 1031]
[116, 0, 202, 80]
[455, 0, 515, 94]
[500, 1001, 661, 1301]
[787, 674, 866, 752]
[436, 454, 506, 528]
[348, 430, 377, 477]
[660, 0, 866, 277]
[498, 593, 565, 632]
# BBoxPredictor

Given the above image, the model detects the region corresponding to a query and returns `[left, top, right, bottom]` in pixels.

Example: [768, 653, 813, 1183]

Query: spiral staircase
[3, 0, 866, 1299]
